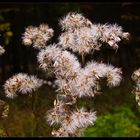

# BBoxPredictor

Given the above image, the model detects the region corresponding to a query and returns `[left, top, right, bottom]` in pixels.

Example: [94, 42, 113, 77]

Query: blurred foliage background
[0, 2, 140, 137]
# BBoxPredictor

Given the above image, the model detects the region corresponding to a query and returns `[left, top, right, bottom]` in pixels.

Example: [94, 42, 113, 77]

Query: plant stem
[32, 92, 38, 113]
[81, 53, 85, 67]
[31, 92, 39, 136]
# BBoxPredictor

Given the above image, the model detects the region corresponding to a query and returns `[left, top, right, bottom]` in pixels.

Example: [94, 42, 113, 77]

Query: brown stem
[31, 92, 39, 136]
[81, 53, 85, 67]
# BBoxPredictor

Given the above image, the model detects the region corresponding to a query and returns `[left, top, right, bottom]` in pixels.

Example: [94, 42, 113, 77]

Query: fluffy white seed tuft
[4, 73, 45, 98]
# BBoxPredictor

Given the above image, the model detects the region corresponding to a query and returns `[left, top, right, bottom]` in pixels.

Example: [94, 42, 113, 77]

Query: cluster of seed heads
[3, 12, 131, 137]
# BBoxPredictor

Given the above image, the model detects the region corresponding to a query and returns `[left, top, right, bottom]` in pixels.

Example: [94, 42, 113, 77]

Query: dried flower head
[37, 43, 81, 81]
[4, 73, 45, 99]
[37, 44, 63, 76]
[91, 23, 130, 50]
[51, 107, 96, 137]
[131, 68, 140, 106]
[63, 108, 96, 133]
[132, 68, 140, 83]
[59, 12, 92, 31]
[22, 23, 54, 49]
[58, 27, 101, 54]
[53, 60, 122, 99]
[46, 99, 67, 126]
[59, 15, 129, 55]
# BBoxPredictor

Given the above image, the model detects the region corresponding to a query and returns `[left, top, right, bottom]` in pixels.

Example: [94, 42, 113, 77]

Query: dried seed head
[4, 73, 45, 99]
